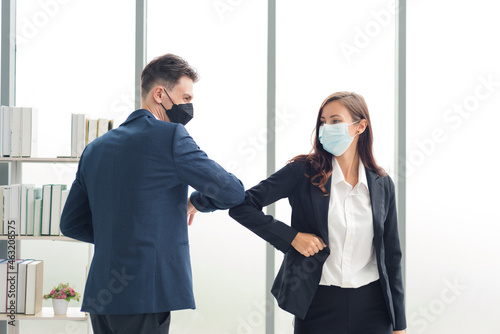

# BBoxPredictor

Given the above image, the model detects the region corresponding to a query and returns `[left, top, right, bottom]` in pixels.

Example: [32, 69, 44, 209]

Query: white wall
[406, 1, 500, 333]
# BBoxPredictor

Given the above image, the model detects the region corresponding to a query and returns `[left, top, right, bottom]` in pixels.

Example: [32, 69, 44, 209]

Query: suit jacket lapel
[365, 167, 385, 238]
[310, 174, 331, 245]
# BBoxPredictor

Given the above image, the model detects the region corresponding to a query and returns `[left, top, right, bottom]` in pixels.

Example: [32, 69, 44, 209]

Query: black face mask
[160, 88, 193, 125]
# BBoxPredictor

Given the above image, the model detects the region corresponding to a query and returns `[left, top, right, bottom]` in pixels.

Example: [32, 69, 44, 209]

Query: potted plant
[43, 283, 81, 315]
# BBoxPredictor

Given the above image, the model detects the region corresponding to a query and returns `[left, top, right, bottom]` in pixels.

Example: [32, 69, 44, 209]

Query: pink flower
[50, 289, 56, 295]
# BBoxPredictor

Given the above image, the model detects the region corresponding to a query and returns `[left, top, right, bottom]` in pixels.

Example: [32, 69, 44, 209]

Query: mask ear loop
[349, 120, 361, 137]
[160, 88, 176, 114]
[163, 88, 175, 105]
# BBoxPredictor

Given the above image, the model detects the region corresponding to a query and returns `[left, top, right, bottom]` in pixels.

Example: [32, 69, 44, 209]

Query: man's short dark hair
[140, 54, 199, 99]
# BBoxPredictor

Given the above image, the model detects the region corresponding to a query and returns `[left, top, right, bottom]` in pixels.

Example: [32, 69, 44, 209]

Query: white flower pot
[52, 299, 69, 315]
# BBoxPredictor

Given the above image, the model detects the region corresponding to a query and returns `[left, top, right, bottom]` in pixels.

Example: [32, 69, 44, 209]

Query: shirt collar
[358, 158, 368, 190]
[331, 157, 345, 186]
[332, 156, 368, 189]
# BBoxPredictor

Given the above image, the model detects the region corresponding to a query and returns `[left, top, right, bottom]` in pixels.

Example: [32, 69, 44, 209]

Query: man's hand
[187, 198, 198, 226]
[394, 331, 405, 334]
[291, 232, 327, 257]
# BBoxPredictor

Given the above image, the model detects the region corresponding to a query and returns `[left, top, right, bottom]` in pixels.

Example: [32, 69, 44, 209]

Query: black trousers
[294, 280, 392, 334]
[90, 312, 170, 334]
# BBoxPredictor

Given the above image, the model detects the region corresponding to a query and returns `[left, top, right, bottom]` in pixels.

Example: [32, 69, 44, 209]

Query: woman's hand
[187, 198, 198, 226]
[291, 232, 327, 257]
[393, 330, 405, 334]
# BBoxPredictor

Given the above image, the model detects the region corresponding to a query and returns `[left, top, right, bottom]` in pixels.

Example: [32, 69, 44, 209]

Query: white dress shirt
[319, 157, 379, 288]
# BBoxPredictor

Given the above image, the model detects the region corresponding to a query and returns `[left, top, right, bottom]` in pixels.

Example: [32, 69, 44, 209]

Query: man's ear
[151, 86, 164, 104]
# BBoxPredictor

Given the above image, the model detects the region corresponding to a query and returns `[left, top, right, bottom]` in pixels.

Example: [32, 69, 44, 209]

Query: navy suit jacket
[60, 109, 245, 315]
[229, 160, 406, 330]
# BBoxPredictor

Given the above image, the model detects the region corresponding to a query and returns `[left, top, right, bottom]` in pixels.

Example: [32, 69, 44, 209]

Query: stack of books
[0, 259, 43, 315]
[71, 114, 113, 158]
[0, 184, 69, 237]
[0, 106, 38, 157]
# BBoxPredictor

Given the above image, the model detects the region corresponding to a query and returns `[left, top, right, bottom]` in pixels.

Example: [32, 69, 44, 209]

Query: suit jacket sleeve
[228, 161, 302, 253]
[384, 176, 407, 330]
[60, 165, 94, 244]
[172, 124, 245, 212]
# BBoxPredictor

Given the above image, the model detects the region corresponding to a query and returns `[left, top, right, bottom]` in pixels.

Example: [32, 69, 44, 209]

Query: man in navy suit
[60, 54, 245, 334]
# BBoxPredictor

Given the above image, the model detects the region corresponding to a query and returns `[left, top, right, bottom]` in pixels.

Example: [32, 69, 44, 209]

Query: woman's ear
[357, 119, 368, 135]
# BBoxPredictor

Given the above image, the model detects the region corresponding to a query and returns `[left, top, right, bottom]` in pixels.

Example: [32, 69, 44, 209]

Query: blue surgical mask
[318, 120, 359, 156]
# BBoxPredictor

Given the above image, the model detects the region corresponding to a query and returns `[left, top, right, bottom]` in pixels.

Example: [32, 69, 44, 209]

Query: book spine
[77, 114, 86, 157]
[21, 107, 32, 157]
[71, 114, 77, 158]
[10, 185, 20, 236]
[3, 187, 11, 236]
[2, 107, 11, 157]
[10, 107, 22, 157]
[33, 199, 42, 237]
[41, 185, 52, 236]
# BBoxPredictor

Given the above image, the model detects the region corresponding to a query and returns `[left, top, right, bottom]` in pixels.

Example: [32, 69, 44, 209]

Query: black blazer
[229, 160, 407, 331]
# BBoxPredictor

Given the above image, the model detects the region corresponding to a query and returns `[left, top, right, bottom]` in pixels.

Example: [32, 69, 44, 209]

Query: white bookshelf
[0, 236, 78, 242]
[0, 158, 80, 163]
[0, 157, 91, 334]
[0, 307, 87, 321]
[0, 157, 80, 185]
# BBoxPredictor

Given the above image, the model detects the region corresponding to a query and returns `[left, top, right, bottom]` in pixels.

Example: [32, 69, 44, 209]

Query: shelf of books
[0, 108, 110, 333]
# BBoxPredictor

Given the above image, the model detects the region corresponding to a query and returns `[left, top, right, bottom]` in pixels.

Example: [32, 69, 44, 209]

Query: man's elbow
[228, 194, 247, 219]
[224, 179, 245, 207]
[232, 187, 245, 207]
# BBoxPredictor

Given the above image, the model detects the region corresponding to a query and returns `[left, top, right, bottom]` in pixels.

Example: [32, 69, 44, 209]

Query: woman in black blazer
[229, 92, 406, 334]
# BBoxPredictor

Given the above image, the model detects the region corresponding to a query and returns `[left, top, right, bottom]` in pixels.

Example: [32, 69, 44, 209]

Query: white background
[6, 0, 500, 333]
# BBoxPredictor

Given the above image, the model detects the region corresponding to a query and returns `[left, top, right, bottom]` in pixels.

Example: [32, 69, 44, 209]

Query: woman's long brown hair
[291, 91, 387, 195]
